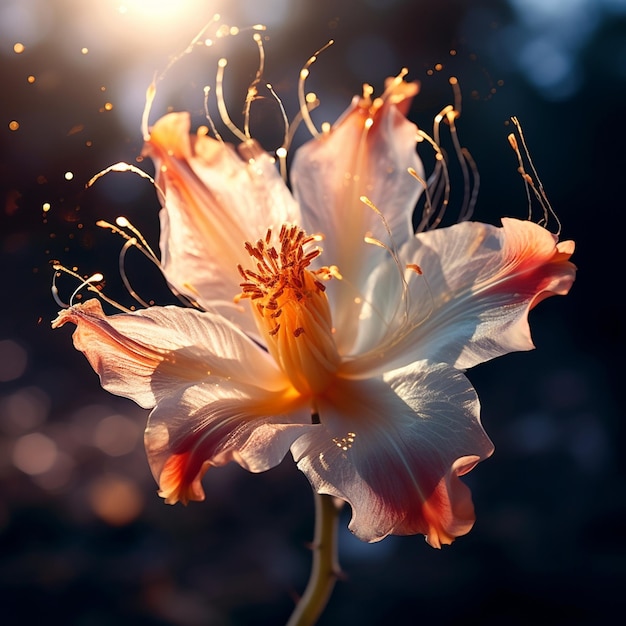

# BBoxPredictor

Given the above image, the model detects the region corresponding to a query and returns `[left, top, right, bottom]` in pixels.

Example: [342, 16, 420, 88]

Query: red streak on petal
[158, 452, 208, 505]
[480, 220, 576, 309]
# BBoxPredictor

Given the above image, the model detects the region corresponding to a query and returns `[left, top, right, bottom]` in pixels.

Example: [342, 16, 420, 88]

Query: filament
[298, 40, 334, 138]
[510, 116, 561, 236]
[359, 195, 434, 349]
[216, 58, 248, 142]
[415, 128, 451, 231]
[243, 33, 266, 139]
[203, 86, 223, 142]
[87, 162, 167, 208]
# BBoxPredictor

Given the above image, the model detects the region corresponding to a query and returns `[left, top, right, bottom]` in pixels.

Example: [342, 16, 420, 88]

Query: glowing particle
[81, 47, 88, 54]
[216, 25, 230, 38]
[435, 63, 444, 71]
[27, 75, 35, 84]
[64, 171, 74, 181]
[8, 121, 19, 131]
[42, 202, 51, 212]
[104, 102, 113, 111]
[449, 49, 457, 56]
[86, 140, 92, 147]
[13, 43, 25, 54]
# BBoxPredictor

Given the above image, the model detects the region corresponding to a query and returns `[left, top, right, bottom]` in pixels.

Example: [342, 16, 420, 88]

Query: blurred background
[1, 0, 623, 624]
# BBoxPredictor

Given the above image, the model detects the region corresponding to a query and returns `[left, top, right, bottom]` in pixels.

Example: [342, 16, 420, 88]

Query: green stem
[287, 492, 342, 626]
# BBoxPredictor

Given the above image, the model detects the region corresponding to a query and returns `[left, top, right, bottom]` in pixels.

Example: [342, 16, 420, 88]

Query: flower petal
[52, 299, 289, 408]
[291, 82, 423, 351]
[144, 112, 301, 336]
[145, 379, 312, 504]
[291, 361, 493, 546]
[53, 299, 315, 503]
[346, 218, 576, 374]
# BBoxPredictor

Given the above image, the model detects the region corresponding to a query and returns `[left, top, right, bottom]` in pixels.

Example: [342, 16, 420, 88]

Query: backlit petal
[346, 218, 576, 374]
[144, 112, 301, 335]
[291, 82, 423, 352]
[52, 299, 289, 408]
[291, 361, 493, 546]
[146, 379, 311, 504]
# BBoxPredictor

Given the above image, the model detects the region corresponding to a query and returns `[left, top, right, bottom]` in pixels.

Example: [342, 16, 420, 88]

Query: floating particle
[81, 47, 88, 54]
[103, 102, 113, 111]
[27, 75, 35, 84]
[64, 171, 74, 181]
[8, 121, 19, 131]
[42, 202, 51, 212]
[13, 43, 25, 54]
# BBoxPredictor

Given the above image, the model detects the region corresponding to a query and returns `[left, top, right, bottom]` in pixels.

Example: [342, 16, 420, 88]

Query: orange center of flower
[237, 225, 340, 395]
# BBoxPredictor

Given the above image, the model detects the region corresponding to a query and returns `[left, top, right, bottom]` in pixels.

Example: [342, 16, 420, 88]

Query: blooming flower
[53, 76, 575, 548]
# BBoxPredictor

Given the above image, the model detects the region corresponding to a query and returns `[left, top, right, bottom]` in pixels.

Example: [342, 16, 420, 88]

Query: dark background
[1, 0, 623, 624]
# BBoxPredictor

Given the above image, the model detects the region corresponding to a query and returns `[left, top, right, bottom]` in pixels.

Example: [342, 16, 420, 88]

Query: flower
[52, 76, 575, 548]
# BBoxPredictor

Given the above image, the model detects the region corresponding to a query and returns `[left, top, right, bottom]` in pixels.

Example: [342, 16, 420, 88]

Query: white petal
[345, 218, 575, 374]
[52, 299, 288, 409]
[292, 97, 423, 352]
[145, 379, 312, 504]
[145, 112, 301, 335]
[291, 361, 493, 545]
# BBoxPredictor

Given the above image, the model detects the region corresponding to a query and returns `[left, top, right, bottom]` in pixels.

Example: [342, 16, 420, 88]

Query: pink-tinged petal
[52, 299, 289, 408]
[291, 362, 493, 546]
[145, 380, 312, 504]
[53, 299, 315, 504]
[345, 218, 576, 374]
[291, 81, 423, 352]
[144, 112, 301, 336]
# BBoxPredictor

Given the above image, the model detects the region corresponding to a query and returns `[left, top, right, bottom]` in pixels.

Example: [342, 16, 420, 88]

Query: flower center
[237, 225, 340, 395]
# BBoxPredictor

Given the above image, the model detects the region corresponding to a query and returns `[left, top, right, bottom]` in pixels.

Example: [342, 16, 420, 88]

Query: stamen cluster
[237, 225, 326, 337]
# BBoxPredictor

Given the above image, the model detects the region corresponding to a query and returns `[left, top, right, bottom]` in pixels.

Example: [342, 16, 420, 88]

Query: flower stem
[287, 492, 342, 626]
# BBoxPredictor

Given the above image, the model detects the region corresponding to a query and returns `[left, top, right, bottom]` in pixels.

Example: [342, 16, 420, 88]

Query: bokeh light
[13, 432, 58, 475]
